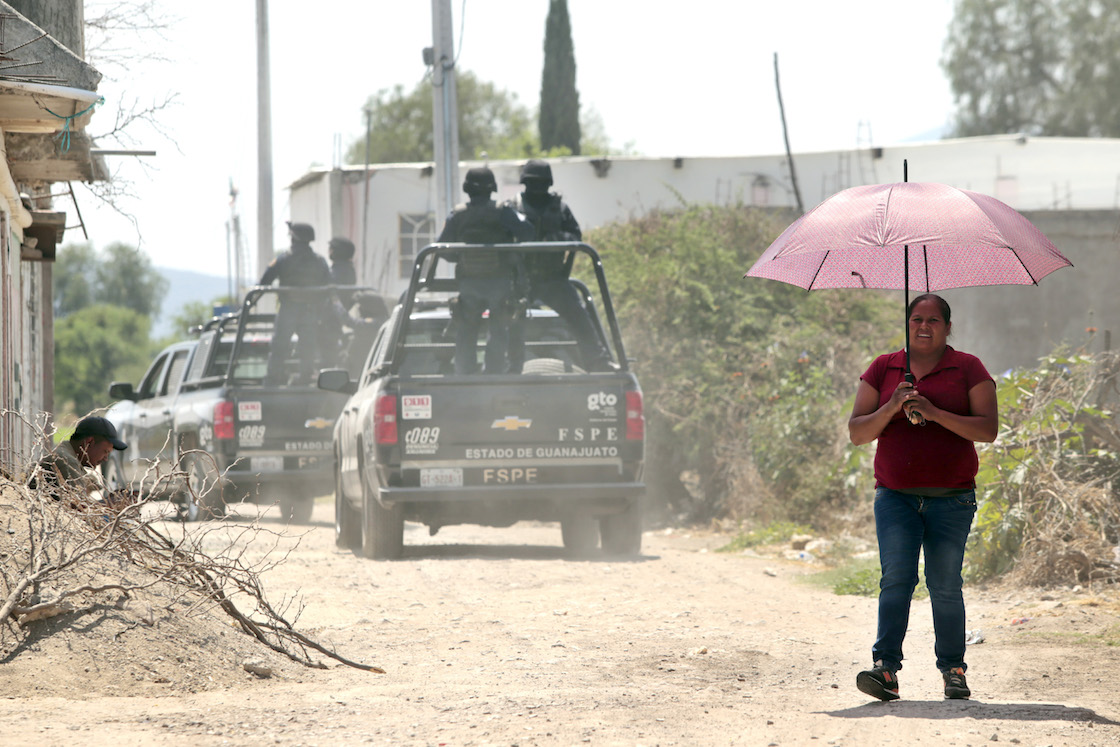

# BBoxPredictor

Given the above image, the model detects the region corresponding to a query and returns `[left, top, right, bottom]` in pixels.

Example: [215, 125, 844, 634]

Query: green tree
[94, 241, 170, 319]
[943, 0, 1120, 137]
[539, 0, 581, 154]
[54, 241, 170, 321]
[346, 72, 536, 164]
[54, 304, 152, 415]
[53, 242, 98, 318]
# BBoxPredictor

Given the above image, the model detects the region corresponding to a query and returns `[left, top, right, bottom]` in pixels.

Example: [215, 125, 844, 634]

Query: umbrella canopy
[744, 182, 1072, 291]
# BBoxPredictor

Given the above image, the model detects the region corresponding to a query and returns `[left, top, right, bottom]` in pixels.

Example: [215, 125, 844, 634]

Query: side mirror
[108, 381, 138, 402]
[317, 368, 357, 396]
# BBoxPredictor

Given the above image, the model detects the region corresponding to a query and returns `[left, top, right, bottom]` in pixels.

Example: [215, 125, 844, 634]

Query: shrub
[587, 204, 897, 528]
[969, 350, 1120, 585]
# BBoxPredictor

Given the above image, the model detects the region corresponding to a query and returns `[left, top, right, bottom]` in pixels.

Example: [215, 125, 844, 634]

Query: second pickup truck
[104, 285, 390, 521]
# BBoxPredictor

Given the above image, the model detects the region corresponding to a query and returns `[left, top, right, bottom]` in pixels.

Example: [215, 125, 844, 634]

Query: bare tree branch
[2, 411, 383, 673]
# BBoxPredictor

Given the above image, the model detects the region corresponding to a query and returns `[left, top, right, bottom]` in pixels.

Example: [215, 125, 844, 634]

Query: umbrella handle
[903, 372, 927, 426]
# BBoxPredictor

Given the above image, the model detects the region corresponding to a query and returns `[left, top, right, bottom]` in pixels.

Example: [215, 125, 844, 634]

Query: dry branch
[2, 411, 382, 673]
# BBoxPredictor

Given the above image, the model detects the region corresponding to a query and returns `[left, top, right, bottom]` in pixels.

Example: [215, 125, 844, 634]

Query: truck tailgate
[230, 388, 346, 471]
[396, 377, 640, 492]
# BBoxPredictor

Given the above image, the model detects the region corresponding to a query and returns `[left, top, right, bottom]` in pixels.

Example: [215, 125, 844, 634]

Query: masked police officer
[508, 160, 612, 372]
[438, 166, 533, 374]
[259, 222, 331, 384]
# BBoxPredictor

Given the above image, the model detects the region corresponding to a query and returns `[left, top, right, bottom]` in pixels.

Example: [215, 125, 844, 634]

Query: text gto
[557, 427, 618, 441]
[483, 467, 539, 484]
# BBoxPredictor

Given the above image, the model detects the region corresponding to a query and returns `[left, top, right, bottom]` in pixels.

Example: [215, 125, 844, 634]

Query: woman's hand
[887, 381, 916, 414]
[850, 380, 916, 444]
[902, 390, 935, 424]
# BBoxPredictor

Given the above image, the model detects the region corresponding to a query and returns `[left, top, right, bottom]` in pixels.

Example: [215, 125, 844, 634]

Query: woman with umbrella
[848, 293, 998, 701]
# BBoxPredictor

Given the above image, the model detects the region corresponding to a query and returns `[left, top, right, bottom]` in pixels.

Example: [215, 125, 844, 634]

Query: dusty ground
[2, 496, 1120, 746]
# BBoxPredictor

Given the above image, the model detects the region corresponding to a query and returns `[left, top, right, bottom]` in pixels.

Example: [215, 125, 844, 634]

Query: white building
[289, 135, 1120, 375]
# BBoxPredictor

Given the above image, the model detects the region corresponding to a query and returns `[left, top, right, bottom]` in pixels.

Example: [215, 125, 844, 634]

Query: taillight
[626, 390, 644, 441]
[375, 394, 398, 444]
[214, 401, 235, 440]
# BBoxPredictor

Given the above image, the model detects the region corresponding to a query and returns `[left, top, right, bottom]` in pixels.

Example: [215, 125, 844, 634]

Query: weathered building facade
[0, 0, 102, 473]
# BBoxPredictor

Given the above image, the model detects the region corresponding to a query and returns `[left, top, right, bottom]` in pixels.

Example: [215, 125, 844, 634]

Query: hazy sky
[77, 0, 955, 276]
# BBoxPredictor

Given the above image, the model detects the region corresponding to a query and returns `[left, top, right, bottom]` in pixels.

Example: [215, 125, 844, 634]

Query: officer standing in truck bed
[259, 221, 331, 384]
[507, 160, 612, 372]
[438, 166, 533, 374]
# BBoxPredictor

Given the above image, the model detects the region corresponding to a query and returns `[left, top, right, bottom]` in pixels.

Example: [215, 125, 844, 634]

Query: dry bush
[1, 416, 381, 673]
[972, 350, 1120, 587]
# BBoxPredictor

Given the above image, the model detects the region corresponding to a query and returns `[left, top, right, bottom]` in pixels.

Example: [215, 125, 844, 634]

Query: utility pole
[228, 179, 245, 301]
[256, 0, 275, 278]
[773, 52, 804, 215]
[430, 0, 459, 226]
[362, 105, 373, 286]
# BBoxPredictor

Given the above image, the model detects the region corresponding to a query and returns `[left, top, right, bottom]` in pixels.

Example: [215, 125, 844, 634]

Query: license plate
[251, 456, 284, 472]
[420, 468, 463, 487]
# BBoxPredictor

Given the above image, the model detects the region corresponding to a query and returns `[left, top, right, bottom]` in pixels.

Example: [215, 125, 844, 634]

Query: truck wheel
[600, 500, 643, 555]
[179, 453, 227, 521]
[561, 514, 600, 556]
[361, 478, 403, 559]
[281, 496, 314, 524]
[102, 454, 126, 493]
[335, 463, 361, 549]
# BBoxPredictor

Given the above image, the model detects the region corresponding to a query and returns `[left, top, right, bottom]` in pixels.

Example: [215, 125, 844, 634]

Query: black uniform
[259, 243, 331, 288]
[438, 197, 532, 374]
[507, 191, 612, 372]
[260, 242, 331, 384]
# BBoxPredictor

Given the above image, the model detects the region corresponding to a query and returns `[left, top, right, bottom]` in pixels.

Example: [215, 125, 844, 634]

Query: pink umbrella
[744, 173, 1073, 423]
[745, 181, 1072, 292]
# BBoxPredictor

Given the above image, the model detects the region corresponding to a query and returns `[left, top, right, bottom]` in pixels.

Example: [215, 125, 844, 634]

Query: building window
[399, 212, 436, 278]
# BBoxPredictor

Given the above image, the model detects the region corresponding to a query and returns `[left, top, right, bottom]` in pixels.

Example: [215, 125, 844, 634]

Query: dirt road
[2, 497, 1119, 746]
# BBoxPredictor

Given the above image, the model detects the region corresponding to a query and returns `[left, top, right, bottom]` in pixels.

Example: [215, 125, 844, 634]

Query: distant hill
[152, 267, 231, 340]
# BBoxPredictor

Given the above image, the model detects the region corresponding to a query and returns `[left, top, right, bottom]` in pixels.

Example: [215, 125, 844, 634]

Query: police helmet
[287, 221, 315, 242]
[328, 237, 356, 260]
[520, 159, 553, 187]
[462, 166, 498, 195]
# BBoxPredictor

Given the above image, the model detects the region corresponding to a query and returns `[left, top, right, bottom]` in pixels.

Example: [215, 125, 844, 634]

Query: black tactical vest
[516, 193, 565, 241]
[450, 203, 512, 277]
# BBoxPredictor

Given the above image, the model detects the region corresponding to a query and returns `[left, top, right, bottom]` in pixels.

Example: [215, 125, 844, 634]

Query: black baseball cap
[72, 415, 128, 450]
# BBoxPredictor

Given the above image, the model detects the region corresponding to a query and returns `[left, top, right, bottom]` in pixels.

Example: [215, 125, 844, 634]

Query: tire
[521, 357, 584, 375]
[600, 500, 643, 556]
[178, 452, 227, 522]
[361, 476, 403, 559]
[561, 513, 600, 556]
[334, 459, 361, 549]
[102, 454, 127, 492]
[281, 495, 314, 524]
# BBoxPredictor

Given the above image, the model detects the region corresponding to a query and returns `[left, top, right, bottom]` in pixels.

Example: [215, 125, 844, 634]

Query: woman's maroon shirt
[860, 347, 994, 490]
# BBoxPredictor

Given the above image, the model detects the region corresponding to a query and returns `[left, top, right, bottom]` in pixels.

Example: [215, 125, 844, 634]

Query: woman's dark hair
[907, 293, 951, 325]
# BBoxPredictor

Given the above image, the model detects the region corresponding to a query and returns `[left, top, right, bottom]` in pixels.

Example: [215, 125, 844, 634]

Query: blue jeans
[872, 487, 976, 673]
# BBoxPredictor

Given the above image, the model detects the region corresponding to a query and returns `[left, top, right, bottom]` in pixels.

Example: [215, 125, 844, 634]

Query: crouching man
[30, 415, 133, 511]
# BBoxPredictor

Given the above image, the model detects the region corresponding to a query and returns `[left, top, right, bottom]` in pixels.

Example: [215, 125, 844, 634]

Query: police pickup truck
[104, 285, 389, 521]
[317, 242, 645, 559]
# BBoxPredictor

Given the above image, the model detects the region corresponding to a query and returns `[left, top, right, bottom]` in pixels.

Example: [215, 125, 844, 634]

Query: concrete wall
[6, 0, 84, 55]
[943, 210, 1120, 376]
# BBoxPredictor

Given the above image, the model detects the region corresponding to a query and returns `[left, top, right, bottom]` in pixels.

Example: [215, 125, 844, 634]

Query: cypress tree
[539, 0, 581, 155]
